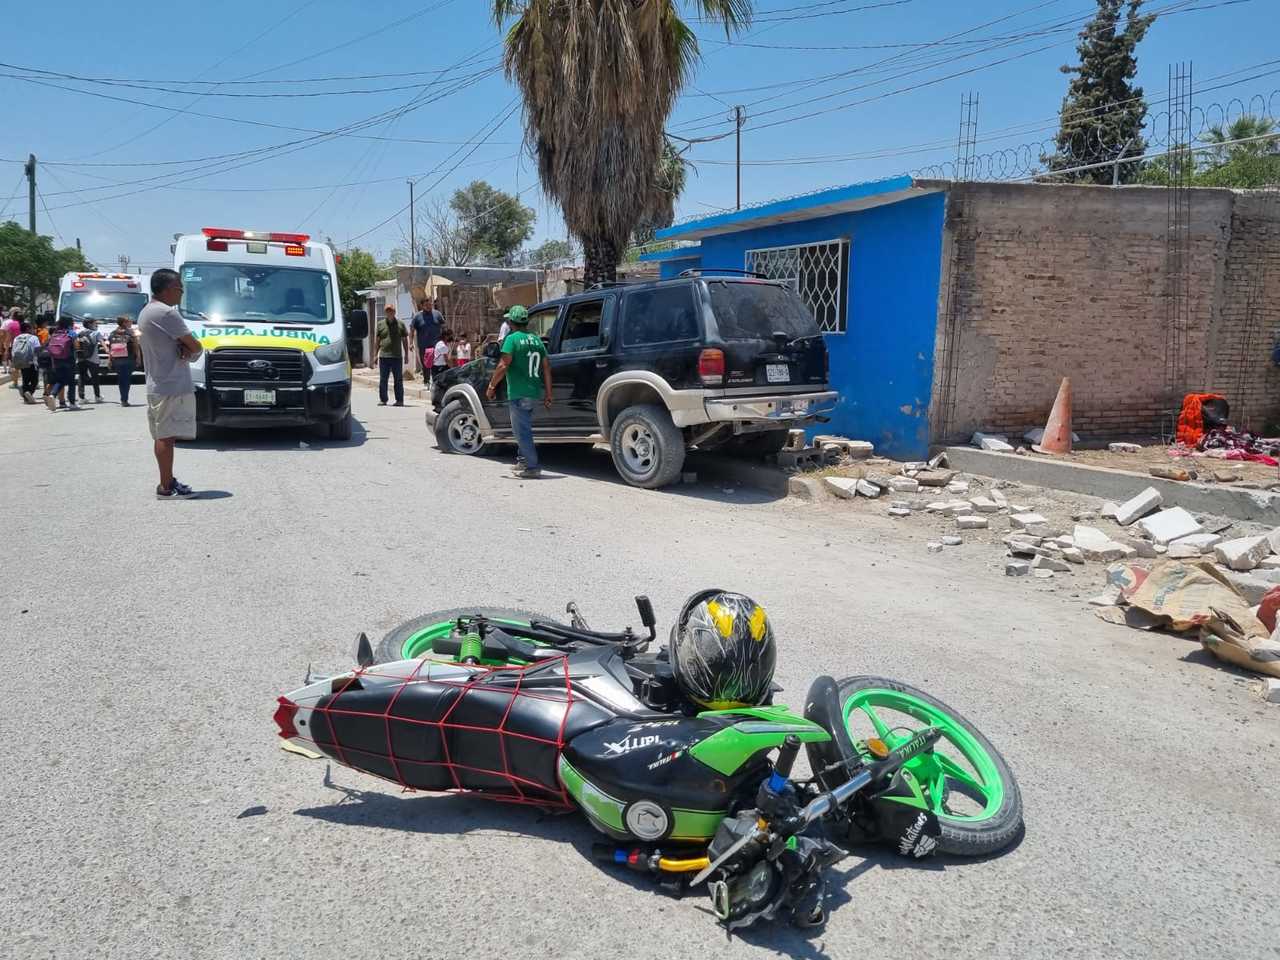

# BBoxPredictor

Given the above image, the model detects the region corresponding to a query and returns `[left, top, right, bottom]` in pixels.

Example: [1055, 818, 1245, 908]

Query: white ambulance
[55, 271, 150, 368]
[170, 228, 366, 440]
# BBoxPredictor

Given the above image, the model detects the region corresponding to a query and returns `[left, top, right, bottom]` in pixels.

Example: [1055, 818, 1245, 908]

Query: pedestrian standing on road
[410, 297, 443, 380]
[139, 268, 202, 500]
[485, 306, 551, 479]
[45, 318, 79, 412]
[10, 321, 41, 404]
[108, 314, 141, 406]
[432, 329, 454, 384]
[76, 318, 104, 404]
[375, 303, 408, 406]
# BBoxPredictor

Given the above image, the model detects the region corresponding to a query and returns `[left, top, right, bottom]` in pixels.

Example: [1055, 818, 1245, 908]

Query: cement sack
[1112, 559, 1280, 678]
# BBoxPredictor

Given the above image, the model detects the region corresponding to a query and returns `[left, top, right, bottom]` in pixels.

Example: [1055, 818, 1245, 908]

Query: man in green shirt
[375, 304, 409, 406]
[485, 305, 552, 478]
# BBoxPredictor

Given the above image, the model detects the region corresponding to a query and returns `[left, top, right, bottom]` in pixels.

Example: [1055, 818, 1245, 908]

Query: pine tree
[1044, 0, 1156, 185]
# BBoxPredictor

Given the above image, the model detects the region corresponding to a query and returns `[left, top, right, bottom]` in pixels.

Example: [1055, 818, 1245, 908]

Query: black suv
[427, 271, 837, 488]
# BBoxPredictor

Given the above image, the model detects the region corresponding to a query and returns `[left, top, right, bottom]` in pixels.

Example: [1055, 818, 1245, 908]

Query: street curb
[942, 446, 1280, 524]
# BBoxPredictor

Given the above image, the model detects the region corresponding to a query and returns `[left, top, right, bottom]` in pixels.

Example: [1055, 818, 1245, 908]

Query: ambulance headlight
[314, 341, 347, 365]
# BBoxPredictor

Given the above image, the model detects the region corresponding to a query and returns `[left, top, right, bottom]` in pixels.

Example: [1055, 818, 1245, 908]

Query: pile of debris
[777, 431, 874, 471]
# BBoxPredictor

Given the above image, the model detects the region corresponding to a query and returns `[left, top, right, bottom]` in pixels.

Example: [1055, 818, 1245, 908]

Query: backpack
[109, 329, 131, 359]
[48, 330, 74, 362]
[76, 330, 97, 362]
[10, 333, 37, 368]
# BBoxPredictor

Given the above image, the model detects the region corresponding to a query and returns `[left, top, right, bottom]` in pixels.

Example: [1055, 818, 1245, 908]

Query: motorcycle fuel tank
[559, 715, 770, 843]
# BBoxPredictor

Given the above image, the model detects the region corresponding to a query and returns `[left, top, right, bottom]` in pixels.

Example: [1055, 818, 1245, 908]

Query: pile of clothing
[1171, 393, 1280, 466]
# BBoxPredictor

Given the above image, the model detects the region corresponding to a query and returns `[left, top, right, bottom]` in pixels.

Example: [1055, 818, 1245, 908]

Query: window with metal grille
[745, 239, 849, 334]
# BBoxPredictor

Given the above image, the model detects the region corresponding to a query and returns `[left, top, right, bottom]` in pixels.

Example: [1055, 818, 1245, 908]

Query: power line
[36, 187, 65, 245]
[0, 172, 26, 221]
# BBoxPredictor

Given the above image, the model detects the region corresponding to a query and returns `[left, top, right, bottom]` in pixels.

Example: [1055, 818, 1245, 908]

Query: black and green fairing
[559, 706, 831, 843]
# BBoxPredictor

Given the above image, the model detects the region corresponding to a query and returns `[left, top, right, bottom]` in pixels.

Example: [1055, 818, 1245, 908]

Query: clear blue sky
[0, 0, 1272, 272]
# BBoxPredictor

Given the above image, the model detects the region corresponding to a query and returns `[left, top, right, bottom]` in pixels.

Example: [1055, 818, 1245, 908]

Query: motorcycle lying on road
[275, 596, 1023, 929]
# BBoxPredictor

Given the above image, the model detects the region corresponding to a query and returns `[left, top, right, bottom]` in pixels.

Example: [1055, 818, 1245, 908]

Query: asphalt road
[2, 383, 1277, 960]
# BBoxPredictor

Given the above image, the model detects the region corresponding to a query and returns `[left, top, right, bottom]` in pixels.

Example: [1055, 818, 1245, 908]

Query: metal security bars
[745, 239, 850, 334]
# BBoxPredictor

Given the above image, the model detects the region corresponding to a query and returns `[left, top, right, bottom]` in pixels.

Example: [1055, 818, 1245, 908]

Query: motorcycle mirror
[355, 631, 374, 668]
[635, 595, 656, 631]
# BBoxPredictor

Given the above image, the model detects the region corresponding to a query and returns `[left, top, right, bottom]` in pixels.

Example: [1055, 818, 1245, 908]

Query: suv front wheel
[609, 404, 686, 489]
[435, 399, 486, 455]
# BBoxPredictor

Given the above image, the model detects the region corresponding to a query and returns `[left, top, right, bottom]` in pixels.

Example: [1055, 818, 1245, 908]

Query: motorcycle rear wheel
[817, 676, 1023, 857]
[375, 606, 552, 665]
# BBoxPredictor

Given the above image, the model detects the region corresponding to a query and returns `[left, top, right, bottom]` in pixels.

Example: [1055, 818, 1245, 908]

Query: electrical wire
[0, 172, 26, 222]
[35, 187, 66, 245]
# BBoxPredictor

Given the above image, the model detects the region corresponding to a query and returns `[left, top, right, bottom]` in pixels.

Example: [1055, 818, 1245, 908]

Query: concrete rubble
[1137, 507, 1202, 545]
[855, 479, 881, 498]
[941, 535, 963, 546]
[822, 476, 861, 500]
[927, 541, 944, 554]
[888, 477, 920, 494]
[1108, 442, 1142, 454]
[972, 432, 1015, 452]
[1260, 678, 1280, 703]
[1006, 560, 1031, 577]
[1213, 536, 1272, 572]
[1115, 487, 1163, 526]
[957, 515, 989, 530]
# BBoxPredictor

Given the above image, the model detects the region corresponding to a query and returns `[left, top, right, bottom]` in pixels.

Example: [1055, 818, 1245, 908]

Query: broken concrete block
[970, 497, 1001, 513]
[787, 476, 826, 501]
[928, 451, 949, 469]
[1032, 554, 1071, 573]
[784, 429, 807, 451]
[1108, 442, 1142, 453]
[844, 440, 874, 459]
[1089, 586, 1123, 606]
[1114, 487, 1163, 526]
[989, 488, 1008, 508]
[972, 432, 1015, 452]
[855, 479, 881, 498]
[1123, 539, 1159, 559]
[820, 446, 844, 466]
[887, 507, 911, 518]
[946, 481, 971, 495]
[1257, 555, 1280, 570]
[1137, 507, 1203, 545]
[1166, 542, 1202, 560]
[941, 535, 963, 546]
[890, 500, 912, 511]
[822, 476, 861, 500]
[900, 461, 927, 473]
[915, 469, 956, 487]
[1221, 571, 1277, 605]
[1073, 525, 1131, 562]
[927, 500, 972, 515]
[1100, 501, 1120, 519]
[1051, 535, 1075, 549]
[1005, 538, 1041, 558]
[1172, 532, 1222, 554]
[1009, 503, 1031, 513]
[956, 515, 989, 530]
[1259, 678, 1280, 703]
[1114, 544, 1138, 560]
[1072, 510, 1097, 522]
[1034, 545, 1065, 560]
[1149, 465, 1192, 482]
[1005, 560, 1031, 577]
[1033, 569, 1055, 580]
[1213, 535, 1272, 572]
[1073, 525, 1112, 551]
[1264, 527, 1280, 554]
[1213, 470, 1241, 483]
[864, 471, 894, 490]
[1062, 547, 1085, 564]
[927, 541, 944, 554]
[888, 477, 920, 494]
[778, 449, 822, 471]
[1010, 512, 1049, 530]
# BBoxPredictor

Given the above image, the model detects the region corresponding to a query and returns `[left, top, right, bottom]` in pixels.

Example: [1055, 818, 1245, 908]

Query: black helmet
[669, 590, 776, 710]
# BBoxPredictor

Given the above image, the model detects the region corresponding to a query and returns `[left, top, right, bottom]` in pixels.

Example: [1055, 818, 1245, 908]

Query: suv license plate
[765, 363, 790, 384]
[244, 389, 276, 405]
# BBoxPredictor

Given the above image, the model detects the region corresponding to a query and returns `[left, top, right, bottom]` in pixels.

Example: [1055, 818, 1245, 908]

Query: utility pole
[408, 180, 416, 264]
[24, 153, 36, 234]
[734, 106, 744, 210]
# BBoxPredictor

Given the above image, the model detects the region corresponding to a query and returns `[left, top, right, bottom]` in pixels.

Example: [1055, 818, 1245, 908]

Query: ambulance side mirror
[346, 309, 368, 340]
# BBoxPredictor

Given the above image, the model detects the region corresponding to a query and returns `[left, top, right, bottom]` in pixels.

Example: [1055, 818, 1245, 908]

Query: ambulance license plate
[244, 389, 276, 405]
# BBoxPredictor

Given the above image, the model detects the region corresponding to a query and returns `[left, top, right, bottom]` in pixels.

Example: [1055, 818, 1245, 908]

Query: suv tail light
[698, 348, 725, 386]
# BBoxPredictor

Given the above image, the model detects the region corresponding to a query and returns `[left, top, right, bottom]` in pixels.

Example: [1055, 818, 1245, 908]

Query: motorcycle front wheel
[816, 676, 1024, 857]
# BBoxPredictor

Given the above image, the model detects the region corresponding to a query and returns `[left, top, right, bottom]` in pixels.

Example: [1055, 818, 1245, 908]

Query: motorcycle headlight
[314, 340, 347, 365]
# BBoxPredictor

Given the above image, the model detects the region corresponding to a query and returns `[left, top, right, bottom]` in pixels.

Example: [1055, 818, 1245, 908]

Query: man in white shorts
[138, 268, 203, 500]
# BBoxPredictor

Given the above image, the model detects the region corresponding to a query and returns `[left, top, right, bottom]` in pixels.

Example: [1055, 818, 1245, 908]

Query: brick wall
[931, 181, 1280, 442]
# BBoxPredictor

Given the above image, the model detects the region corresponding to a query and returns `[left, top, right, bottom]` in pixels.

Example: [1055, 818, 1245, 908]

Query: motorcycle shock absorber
[458, 619, 485, 664]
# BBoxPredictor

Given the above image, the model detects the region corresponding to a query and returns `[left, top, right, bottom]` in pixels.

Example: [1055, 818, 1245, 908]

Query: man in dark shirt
[410, 297, 443, 380]
[376, 304, 409, 406]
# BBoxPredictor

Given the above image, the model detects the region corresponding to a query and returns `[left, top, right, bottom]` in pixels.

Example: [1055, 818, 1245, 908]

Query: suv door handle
[595, 360, 609, 369]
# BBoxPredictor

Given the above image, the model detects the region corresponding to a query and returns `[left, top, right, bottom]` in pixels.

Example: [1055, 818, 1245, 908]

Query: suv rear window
[621, 286, 699, 346]
[706, 280, 820, 341]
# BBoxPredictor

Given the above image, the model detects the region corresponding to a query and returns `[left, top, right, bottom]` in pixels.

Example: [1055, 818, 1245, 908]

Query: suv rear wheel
[435, 399, 485, 455]
[609, 404, 685, 489]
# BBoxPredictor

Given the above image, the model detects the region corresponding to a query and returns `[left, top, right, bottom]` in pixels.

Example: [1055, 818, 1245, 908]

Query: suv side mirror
[483, 341, 501, 360]
[346, 308, 369, 340]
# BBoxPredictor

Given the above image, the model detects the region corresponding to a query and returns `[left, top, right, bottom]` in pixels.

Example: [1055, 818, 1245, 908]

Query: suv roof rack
[676, 267, 768, 279]
[585, 279, 645, 291]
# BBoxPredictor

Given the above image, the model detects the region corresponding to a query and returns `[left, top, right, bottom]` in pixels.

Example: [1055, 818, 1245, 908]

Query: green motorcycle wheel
[829, 676, 1024, 857]
[375, 607, 552, 665]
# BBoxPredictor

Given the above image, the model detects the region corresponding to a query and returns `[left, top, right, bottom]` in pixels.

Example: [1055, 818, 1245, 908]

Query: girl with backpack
[107, 315, 141, 406]
[9, 321, 41, 404]
[76, 318, 104, 403]
[44, 317, 78, 412]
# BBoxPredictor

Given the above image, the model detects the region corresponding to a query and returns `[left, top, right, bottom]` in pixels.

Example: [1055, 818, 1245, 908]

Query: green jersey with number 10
[501, 330, 549, 401]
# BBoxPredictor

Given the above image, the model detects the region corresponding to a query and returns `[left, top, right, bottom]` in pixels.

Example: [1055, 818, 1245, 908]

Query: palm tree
[1204, 115, 1277, 165]
[634, 138, 693, 247]
[494, 0, 751, 285]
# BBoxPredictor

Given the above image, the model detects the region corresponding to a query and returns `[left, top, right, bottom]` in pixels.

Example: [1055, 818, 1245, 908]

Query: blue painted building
[645, 176, 948, 459]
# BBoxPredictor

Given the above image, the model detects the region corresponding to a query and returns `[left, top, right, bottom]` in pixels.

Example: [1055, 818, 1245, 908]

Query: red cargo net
[287, 655, 577, 810]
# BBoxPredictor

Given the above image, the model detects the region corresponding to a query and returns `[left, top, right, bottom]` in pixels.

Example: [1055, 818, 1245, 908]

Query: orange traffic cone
[1033, 377, 1073, 455]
